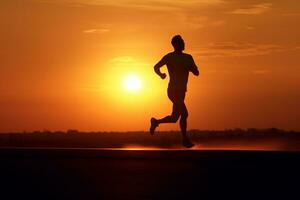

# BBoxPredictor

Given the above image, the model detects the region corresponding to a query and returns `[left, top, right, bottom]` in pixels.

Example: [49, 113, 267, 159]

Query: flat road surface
[0, 148, 299, 199]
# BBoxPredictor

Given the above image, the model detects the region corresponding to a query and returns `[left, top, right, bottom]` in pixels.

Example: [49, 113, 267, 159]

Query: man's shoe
[150, 118, 158, 135]
[182, 137, 195, 148]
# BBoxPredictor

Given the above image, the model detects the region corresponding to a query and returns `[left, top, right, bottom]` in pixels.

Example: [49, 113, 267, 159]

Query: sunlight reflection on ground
[120, 144, 282, 151]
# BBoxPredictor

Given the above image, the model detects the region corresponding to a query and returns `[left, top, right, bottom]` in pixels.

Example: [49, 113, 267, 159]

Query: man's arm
[154, 56, 167, 79]
[189, 55, 199, 76]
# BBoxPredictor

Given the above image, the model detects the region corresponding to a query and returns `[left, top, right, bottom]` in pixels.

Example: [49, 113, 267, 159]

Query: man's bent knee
[169, 114, 180, 122]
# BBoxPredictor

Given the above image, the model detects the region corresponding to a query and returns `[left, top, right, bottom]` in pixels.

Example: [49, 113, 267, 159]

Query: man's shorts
[167, 88, 188, 118]
[167, 88, 186, 103]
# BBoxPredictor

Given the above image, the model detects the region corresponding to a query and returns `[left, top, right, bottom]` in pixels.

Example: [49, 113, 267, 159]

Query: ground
[0, 148, 299, 199]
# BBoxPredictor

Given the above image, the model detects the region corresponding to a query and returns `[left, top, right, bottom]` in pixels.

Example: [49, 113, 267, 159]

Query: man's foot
[182, 137, 194, 148]
[150, 118, 159, 135]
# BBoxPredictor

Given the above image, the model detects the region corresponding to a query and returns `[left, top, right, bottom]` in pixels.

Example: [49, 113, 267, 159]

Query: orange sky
[0, 0, 300, 132]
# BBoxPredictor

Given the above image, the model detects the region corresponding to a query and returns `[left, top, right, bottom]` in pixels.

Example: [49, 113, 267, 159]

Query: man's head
[171, 35, 185, 52]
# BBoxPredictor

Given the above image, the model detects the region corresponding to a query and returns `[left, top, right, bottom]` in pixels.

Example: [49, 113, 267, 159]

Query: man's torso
[164, 52, 193, 91]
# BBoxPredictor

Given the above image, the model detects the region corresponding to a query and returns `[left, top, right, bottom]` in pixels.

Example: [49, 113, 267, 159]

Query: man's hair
[171, 35, 183, 47]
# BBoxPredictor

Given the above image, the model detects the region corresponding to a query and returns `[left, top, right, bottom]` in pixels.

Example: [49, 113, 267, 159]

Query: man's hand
[193, 69, 199, 76]
[159, 73, 167, 79]
[154, 56, 167, 80]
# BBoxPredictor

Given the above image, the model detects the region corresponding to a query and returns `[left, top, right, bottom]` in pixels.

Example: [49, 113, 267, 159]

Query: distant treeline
[2, 127, 299, 136]
[0, 128, 299, 150]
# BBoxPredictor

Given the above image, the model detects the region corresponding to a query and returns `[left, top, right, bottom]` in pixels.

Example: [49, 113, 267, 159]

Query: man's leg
[156, 103, 180, 124]
[150, 102, 180, 135]
[155, 115, 177, 123]
[179, 102, 194, 148]
[179, 103, 188, 136]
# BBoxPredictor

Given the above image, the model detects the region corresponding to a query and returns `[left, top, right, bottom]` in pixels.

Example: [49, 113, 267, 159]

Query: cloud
[37, 0, 224, 10]
[194, 42, 297, 57]
[174, 13, 226, 30]
[110, 56, 135, 63]
[229, 3, 272, 15]
[175, 15, 208, 29]
[109, 56, 150, 69]
[210, 20, 226, 27]
[83, 29, 110, 34]
[282, 12, 300, 16]
[252, 70, 270, 75]
[245, 26, 255, 30]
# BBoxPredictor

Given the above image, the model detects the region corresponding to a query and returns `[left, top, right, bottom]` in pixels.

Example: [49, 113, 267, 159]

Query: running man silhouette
[150, 35, 199, 148]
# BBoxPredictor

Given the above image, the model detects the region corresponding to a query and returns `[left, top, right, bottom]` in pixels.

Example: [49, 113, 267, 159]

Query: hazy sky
[1, 0, 300, 132]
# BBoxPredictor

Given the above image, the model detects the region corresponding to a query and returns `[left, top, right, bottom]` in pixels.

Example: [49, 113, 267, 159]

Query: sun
[123, 74, 142, 92]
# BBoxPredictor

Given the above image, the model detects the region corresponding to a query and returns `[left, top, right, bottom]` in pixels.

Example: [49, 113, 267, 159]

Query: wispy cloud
[109, 56, 150, 68]
[174, 13, 226, 30]
[245, 26, 255, 30]
[210, 20, 226, 27]
[37, 0, 224, 10]
[110, 56, 135, 63]
[195, 42, 298, 57]
[175, 15, 208, 29]
[229, 3, 272, 15]
[282, 12, 300, 16]
[252, 70, 270, 75]
[83, 28, 110, 34]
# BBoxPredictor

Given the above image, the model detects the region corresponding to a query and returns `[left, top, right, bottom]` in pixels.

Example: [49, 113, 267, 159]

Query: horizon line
[1, 127, 299, 134]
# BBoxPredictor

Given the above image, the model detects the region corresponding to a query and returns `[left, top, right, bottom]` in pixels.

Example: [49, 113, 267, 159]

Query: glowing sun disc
[123, 74, 142, 92]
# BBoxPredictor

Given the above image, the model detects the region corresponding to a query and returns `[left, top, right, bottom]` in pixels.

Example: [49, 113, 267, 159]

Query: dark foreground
[1, 148, 299, 199]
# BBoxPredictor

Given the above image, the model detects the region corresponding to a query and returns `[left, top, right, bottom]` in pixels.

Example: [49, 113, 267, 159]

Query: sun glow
[123, 74, 142, 92]
[99, 56, 165, 107]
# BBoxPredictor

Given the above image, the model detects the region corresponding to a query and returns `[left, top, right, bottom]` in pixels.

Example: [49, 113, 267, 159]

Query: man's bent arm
[191, 63, 199, 76]
[189, 56, 199, 76]
[154, 57, 167, 78]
